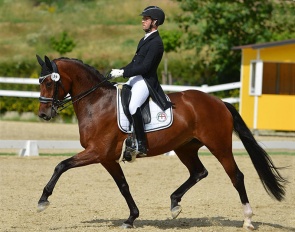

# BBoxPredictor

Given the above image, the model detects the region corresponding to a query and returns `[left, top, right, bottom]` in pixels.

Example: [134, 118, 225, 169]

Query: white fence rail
[0, 77, 40, 98]
[0, 77, 241, 103]
[0, 77, 39, 85]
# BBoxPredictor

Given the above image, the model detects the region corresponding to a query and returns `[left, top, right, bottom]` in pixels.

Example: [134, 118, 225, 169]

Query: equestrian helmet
[140, 6, 165, 26]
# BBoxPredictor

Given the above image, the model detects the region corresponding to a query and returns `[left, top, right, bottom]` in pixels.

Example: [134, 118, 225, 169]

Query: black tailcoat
[122, 31, 173, 111]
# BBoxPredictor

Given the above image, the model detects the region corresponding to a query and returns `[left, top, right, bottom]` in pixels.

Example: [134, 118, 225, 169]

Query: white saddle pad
[116, 84, 173, 133]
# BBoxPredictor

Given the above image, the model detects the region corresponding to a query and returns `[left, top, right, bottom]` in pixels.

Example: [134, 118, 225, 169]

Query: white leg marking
[242, 203, 255, 230]
[171, 205, 182, 219]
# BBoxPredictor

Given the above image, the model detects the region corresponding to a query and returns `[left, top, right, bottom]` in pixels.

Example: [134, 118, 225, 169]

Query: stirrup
[117, 138, 137, 163]
[117, 138, 148, 163]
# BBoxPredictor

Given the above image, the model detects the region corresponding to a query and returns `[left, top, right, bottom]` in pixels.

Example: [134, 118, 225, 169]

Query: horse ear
[44, 55, 53, 71]
[36, 54, 45, 66]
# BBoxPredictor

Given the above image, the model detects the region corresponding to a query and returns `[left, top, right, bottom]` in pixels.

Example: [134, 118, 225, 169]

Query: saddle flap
[121, 84, 151, 124]
[121, 85, 132, 123]
[140, 99, 151, 124]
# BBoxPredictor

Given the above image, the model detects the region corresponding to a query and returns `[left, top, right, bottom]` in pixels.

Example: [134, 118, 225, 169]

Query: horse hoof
[243, 222, 255, 231]
[171, 205, 182, 219]
[121, 223, 134, 229]
[37, 201, 50, 212]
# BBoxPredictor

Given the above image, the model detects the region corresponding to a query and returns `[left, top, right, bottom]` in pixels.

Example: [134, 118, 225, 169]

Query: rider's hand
[110, 69, 124, 79]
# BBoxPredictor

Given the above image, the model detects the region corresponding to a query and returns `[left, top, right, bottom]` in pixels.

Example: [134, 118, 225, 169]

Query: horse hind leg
[236, 169, 254, 230]
[212, 149, 254, 230]
[170, 140, 208, 219]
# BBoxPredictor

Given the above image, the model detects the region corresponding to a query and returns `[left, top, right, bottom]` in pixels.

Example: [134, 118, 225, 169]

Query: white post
[253, 96, 259, 135]
[253, 50, 262, 135]
[19, 140, 39, 156]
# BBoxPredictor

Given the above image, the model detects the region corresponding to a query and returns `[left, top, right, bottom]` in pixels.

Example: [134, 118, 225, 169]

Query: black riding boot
[132, 108, 147, 155]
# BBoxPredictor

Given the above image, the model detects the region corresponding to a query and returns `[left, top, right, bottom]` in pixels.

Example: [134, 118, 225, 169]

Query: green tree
[161, 30, 182, 84]
[50, 31, 76, 56]
[175, 0, 295, 84]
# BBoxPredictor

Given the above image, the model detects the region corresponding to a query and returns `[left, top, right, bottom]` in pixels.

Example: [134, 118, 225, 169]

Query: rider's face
[142, 16, 152, 31]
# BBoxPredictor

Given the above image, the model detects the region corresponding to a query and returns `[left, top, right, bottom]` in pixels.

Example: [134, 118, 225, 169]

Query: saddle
[121, 84, 151, 125]
[116, 84, 173, 133]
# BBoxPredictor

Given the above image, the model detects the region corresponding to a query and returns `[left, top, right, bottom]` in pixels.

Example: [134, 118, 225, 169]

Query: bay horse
[36, 55, 286, 230]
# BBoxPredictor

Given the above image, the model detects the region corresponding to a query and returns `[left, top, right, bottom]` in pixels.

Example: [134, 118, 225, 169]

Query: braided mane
[54, 57, 114, 87]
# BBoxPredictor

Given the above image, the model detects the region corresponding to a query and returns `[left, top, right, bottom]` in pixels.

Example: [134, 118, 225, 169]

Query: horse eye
[46, 81, 53, 88]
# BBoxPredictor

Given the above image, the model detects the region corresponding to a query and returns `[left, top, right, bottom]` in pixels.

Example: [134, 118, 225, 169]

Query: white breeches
[125, 75, 149, 115]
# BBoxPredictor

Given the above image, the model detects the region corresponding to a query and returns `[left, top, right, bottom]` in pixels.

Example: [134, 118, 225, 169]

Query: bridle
[39, 61, 111, 114]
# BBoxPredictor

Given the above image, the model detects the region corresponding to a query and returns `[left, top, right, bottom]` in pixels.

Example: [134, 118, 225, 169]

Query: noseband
[39, 61, 111, 114]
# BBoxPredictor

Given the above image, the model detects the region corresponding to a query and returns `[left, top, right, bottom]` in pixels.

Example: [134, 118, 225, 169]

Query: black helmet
[140, 6, 165, 26]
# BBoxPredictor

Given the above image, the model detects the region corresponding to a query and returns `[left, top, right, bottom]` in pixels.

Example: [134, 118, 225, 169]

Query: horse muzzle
[38, 112, 52, 121]
[38, 108, 57, 121]
[38, 103, 57, 121]
[38, 96, 59, 120]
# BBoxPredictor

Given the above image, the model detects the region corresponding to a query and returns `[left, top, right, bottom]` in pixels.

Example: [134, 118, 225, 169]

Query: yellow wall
[240, 44, 295, 131]
[257, 95, 295, 131]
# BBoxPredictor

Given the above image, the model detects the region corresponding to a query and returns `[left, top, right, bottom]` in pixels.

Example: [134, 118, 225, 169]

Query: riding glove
[110, 69, 124, 79]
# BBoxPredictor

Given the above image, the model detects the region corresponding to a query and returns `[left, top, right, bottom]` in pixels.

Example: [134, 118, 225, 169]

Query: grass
[0, 0, 182, 65]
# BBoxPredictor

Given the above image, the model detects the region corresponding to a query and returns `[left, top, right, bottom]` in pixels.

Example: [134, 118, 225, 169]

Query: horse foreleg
[37, 150, 99, 212]
[171, 143, 208, 219]
[37, 157, 71, 212]
[102, 162, 139, 228]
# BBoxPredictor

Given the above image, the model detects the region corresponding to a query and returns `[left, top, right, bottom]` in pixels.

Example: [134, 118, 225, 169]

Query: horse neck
[69, 68, 103, 96]
[57, 59, 109, 95]
[56, 59, 116, 121]
[58, 61, 116, 122]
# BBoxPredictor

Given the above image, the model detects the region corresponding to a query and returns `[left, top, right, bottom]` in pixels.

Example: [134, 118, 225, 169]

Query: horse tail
[224, 102, 286, 201]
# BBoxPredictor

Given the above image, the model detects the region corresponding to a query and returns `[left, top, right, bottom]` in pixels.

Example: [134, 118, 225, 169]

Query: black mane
[55, 57, 114, 87]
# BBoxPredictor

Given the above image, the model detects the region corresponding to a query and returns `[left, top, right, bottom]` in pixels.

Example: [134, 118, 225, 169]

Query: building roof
[232, 39, 295, 50]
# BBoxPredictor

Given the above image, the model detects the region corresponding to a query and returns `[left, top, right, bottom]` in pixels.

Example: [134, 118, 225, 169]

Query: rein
[39, 70, 111, 114]
[56, 76, 111, 112]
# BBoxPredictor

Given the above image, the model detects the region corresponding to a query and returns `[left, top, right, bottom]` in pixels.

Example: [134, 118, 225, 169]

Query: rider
[110, 6, 173, 155]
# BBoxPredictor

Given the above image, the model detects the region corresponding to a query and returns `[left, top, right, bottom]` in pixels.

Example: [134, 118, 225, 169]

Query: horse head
[36, 55, 71, 120]
[36, 55, 113, 121]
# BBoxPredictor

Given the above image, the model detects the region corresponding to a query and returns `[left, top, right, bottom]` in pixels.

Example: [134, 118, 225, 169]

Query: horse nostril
[39, 113, 50, 120]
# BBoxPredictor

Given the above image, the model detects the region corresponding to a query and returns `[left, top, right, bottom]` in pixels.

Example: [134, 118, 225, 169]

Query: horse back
[168, 89, 228, 112]
[167, 89, 233, 134]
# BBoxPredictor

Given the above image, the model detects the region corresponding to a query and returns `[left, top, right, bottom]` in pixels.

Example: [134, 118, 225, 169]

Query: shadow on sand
[80, 216, 295, 231]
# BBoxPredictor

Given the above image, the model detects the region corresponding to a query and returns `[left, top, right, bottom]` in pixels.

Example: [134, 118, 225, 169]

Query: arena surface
[0, 121, 294, 231]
